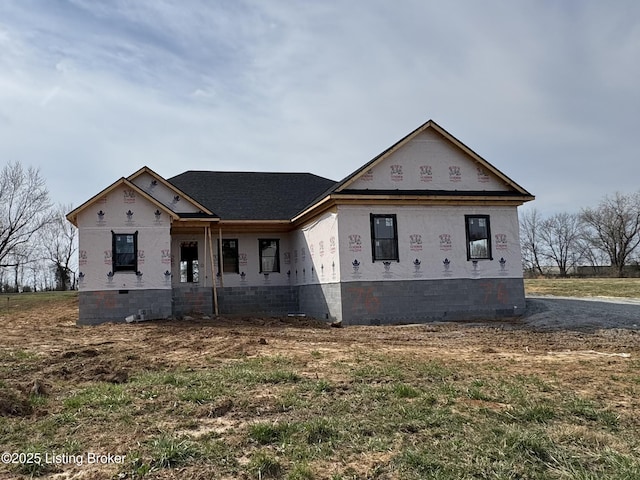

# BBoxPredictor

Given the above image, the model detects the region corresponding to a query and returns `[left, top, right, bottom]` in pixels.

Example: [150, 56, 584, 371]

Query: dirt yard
[6, 293, 640, 366]
[2, 294, 640, 479]
[4, 295, 640, 397]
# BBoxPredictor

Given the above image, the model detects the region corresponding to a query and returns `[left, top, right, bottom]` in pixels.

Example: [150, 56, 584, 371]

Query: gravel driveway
[524, 295, 640, 331]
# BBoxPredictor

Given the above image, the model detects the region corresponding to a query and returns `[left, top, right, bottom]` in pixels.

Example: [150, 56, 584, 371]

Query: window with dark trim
[370, 214, 399, 262]
[218, 239, 239, 274]
[465, 215, 492, 260]
[112, 231, 138, 272]
[180, 242, 199, 283]
[259, 239, 280, 273]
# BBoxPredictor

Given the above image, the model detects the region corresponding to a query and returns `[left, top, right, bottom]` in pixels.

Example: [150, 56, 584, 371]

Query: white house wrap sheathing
[291, 211, 341, 285]
[130, 171, 204, 215]
[348, 129, 510, 192]
[76, 185, 171, 292]
[338, 205, 522, 282]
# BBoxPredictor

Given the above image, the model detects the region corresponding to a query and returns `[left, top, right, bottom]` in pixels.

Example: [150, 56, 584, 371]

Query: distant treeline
[521, 191, 640, 278]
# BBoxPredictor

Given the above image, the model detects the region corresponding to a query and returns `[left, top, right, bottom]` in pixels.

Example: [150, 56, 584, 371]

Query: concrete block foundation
[340, 277, 526, 325]
[217, 285, 298, 316]
[172, 286, 213, 317]
[78, 278, 526, 326]
[299, 283, 342, 322]
[78, 289, 172, 325]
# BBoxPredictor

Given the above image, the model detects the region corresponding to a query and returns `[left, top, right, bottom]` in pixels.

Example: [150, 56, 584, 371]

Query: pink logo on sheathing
[449, 166, 461, 182]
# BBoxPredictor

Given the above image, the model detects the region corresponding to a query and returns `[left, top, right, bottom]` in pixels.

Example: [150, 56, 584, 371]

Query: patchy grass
[4, 355, 640, 479]
[7, 352, 637, 479]
[0, 291, 77, 313]
[525, 278, 640, 298]
[1, 292, 640, 478]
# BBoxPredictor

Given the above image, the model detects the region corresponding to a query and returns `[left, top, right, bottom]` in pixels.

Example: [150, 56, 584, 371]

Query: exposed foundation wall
[172, 285, 213, 317]
[217, 285, 298, 316]
[298, 283, 342, 322]
[340, 277, 526, 326]
[78, 289, 172, 325]
[78, 277, 524, 325]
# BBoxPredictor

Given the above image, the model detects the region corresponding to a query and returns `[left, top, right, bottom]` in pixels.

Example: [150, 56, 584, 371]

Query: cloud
[0, 0, 638, 217]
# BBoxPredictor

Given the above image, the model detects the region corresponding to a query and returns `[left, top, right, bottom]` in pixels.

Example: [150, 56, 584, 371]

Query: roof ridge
[172, 170, 327, 175]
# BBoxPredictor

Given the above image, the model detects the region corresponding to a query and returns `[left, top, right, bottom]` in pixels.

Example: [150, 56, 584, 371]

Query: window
[259, 239, 280, 273]
[180, 242, 199, 282]
[465, 215, 492, 260]
[112, 231, 137, 272]
[219, 239, 239, 274]
[370, 214, 399, 261]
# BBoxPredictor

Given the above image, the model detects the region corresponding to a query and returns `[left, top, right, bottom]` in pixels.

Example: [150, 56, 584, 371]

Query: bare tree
[577, 234, 609, 275]
[40, 203, 77, 290]
[0, 162, 52, 269]
[519, 208, 545, 276]
[6, 245, 29, 292]
[25, 258, 44, 292]
[538, 212, 583, 277]
[581, 191, 640, 277]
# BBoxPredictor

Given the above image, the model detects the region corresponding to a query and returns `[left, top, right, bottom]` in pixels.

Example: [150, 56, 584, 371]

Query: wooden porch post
[203, 227, 207, 288]
[218, 226, 224, 288]
[207, 225, 219, 316]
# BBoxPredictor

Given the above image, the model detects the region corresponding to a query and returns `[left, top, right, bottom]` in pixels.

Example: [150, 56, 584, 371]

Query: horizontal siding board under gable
[337, 189, 526, 197]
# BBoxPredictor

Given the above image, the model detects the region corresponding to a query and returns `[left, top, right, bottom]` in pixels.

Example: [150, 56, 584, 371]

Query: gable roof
[127, 166, 215, 216]
[289, 120, 534, 223]
[169, 120, 533, 223]
[68, 120, 533, 227]
[66, 177, 181, 227]
[168, 171, 337, 221]
[334, 119, 534, 197]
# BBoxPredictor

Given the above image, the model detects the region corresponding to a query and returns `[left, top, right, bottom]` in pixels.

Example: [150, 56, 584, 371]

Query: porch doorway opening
[180, 242, 199, 283]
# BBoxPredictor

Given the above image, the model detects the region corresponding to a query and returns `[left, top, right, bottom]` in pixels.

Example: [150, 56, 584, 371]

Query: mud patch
[0, 384, 32, 417]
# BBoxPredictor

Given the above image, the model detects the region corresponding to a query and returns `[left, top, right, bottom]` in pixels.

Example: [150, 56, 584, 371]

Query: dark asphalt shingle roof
[168, 171, 337, 220]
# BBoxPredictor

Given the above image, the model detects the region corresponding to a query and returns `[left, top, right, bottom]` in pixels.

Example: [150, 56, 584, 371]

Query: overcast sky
[1, 0, 638, 217]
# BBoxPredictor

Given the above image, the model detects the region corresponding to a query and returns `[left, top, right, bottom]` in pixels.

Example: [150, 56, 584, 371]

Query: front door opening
[180, 242, 199, 283]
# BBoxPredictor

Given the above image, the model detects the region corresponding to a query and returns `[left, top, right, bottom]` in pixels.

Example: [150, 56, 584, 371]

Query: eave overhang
[170, 219, 292, 234]
[292, 190, 534, 226]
